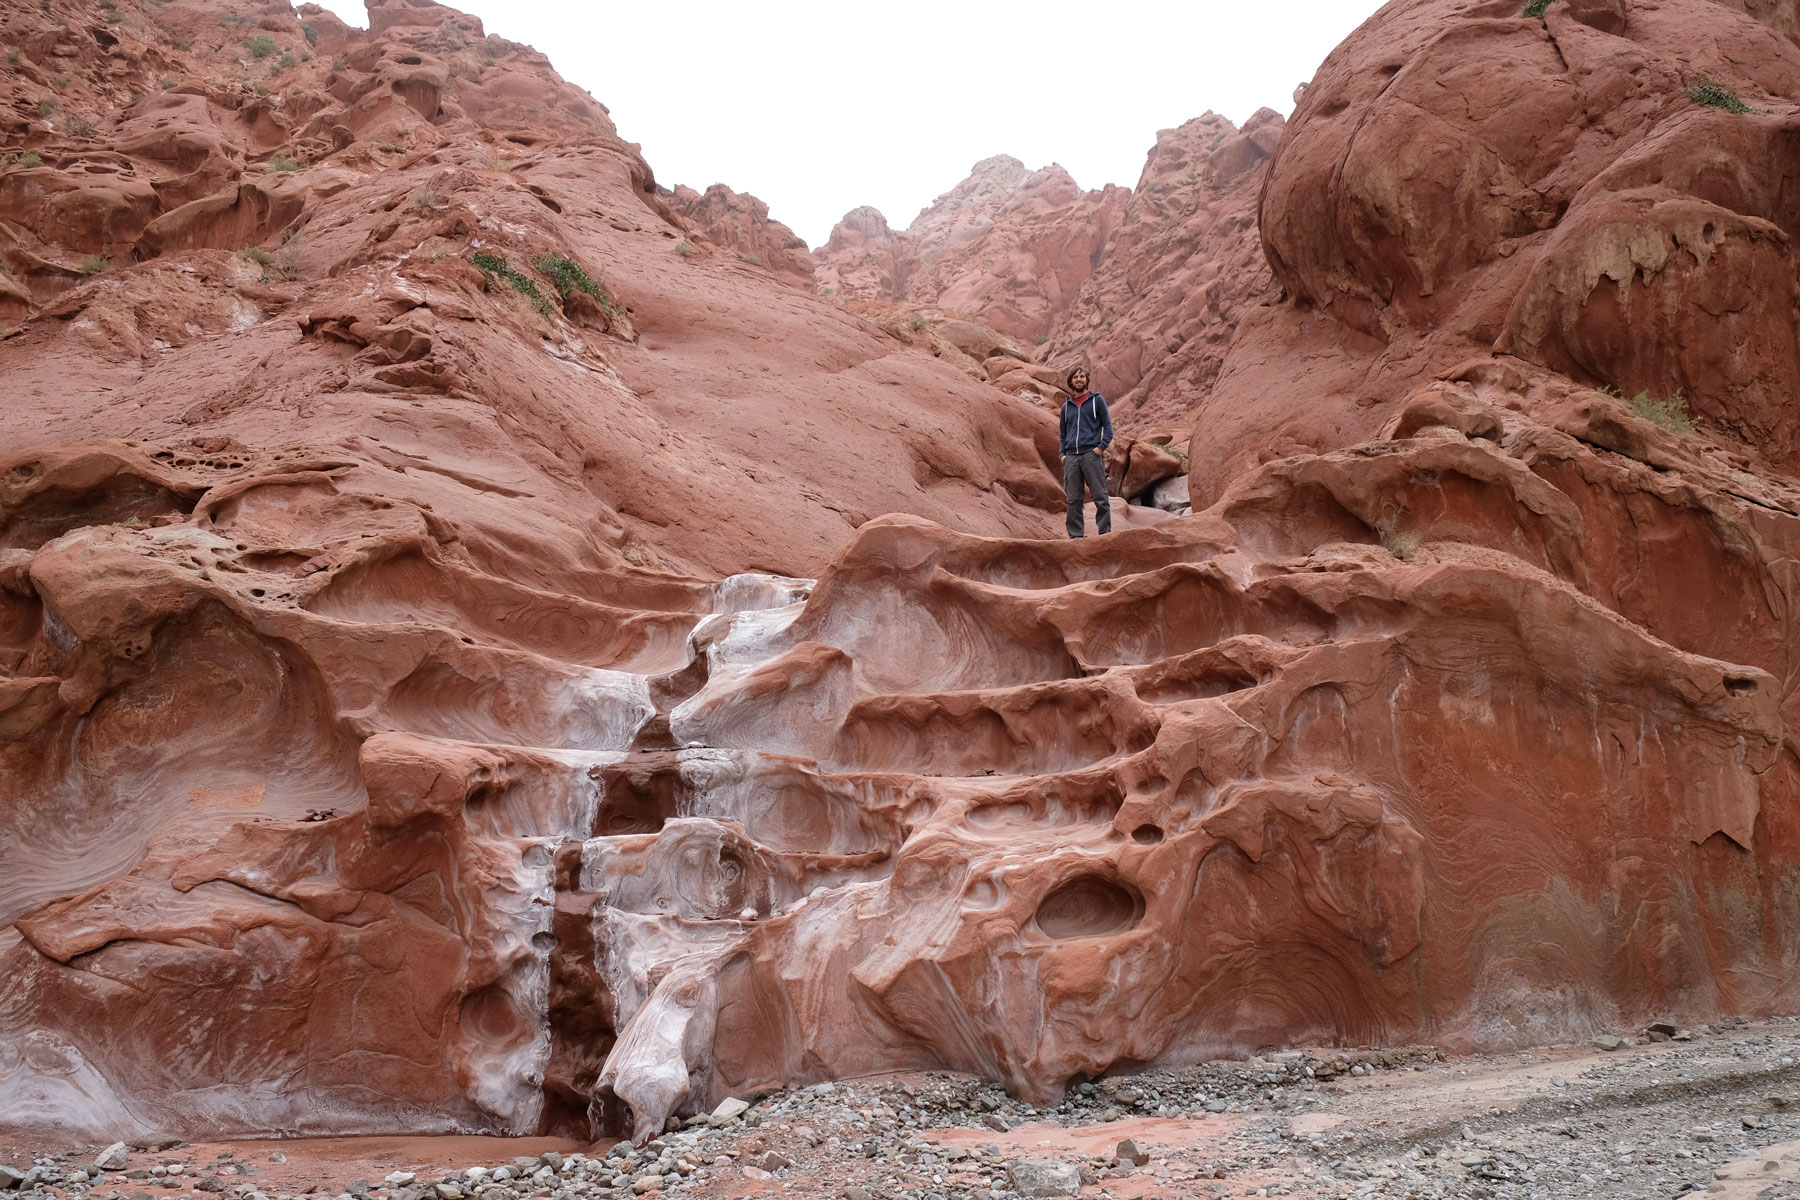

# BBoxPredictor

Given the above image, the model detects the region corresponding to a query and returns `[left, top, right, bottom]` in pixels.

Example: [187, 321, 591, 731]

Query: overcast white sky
[299, 0, 1388, 248]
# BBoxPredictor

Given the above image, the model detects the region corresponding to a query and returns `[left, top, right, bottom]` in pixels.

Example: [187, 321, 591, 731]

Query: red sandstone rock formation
[661, 183, 813, 285]
[814, 155, 1128, 345]
[5, 0, 1800, 1155]
[1197, 0, 1800, 508]
[0, 0, 1071, 1139]
[812, 118, 1282, 447]
[1045, 111, 1284, 434]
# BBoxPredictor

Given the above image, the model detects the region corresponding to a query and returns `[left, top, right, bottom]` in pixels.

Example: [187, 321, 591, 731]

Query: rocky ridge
[808, 113, 1282, 439]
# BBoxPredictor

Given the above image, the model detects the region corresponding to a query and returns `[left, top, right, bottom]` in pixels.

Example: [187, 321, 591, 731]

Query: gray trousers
[1063, 450, 1111, 538]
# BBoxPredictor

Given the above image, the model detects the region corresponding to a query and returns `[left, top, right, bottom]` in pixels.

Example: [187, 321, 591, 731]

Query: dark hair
[1065, 366, 1090, 392]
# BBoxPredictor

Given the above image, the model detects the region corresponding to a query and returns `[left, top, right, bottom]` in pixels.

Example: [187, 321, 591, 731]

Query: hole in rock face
[530, 930, 557, 951]
[965, 878, 1009, 910]
[1131, 824, 1164, 845]
[1034, 876, 1145, 940]
[459, 986, 530, 1048]
[591, 759, 683, 837]
[1725, 676, 1757, 696]
[243, 550, 310, 573]
[2, 475, 195, 550]
[1134, 664, 1258, 704]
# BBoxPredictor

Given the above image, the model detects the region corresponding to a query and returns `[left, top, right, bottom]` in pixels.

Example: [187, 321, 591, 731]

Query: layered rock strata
[1196, 0, 1800, 508]
[4, 0, 1800, 1152]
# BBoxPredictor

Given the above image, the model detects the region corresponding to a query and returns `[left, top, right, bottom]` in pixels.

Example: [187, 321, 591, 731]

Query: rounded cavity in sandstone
[1032, 875, 1146, 940]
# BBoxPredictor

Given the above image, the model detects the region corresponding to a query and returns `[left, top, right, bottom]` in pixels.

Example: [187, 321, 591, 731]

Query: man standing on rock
[1060, 366, 1113, 538]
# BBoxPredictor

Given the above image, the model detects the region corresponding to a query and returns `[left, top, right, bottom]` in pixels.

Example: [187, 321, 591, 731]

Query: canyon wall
[3, 0, 1800, 1151]
[810, 113, 1284, 437]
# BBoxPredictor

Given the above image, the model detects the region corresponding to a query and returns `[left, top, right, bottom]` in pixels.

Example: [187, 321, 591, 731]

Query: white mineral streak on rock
[584, 580, 820, 1141]
[463, 837, 557, 1133]
[595, 954, 723, 1143]
[0, 1031, 139, 1141]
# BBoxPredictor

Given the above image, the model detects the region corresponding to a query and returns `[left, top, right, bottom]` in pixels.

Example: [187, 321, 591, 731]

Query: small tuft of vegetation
[1035, 335, 1048, 346]
[740, 251, 761, 266]
[64, 113, 96, 138]
[78, 254, 108, 275]
[16, 151, 44, 168]
[470, 251, 554, 318]
[413, 184, 440, 209]
[910, 314, 930, 332]
[1374, 518, 1423, 561]
[276, 50, 296, 70]
[533, 252, 615, 315]
[1687, 79, 1752, 114]
[239, 245, 274, 267]
[251, 81, 270, 96]
[267, 152, 301, 171]
[276, 233, 303, 280]
[330, 57, 346, 71]
[1627, 388, 1695, 433]
[7, 51, 20, 65]
[244, 34, 278, 58]
[36, 98, 57, 116]
[173, 35, 191, 50]
[673, 240, 695, 258]
[1523, 0, 1551, 14]
[302, 24, 318, 46]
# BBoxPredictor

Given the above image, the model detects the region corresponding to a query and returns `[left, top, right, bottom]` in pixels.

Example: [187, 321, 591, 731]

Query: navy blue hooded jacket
[1059, 392, 1113, 457]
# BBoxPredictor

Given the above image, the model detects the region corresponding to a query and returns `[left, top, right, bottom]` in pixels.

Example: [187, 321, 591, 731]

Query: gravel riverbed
[11, 1018, 1800, 1199]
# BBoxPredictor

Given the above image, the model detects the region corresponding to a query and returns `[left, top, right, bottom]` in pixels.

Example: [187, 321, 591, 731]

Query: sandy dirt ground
[10, 1019, 1800, 1199]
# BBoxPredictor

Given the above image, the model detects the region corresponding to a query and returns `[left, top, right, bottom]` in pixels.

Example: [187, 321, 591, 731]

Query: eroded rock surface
[813, 155, 1128, 346]
[1044, 110, 1284, 432]
[1198, 0, 1800, 506]
[811, 116, 1281, 439]
[4, 0, 1800, 1154]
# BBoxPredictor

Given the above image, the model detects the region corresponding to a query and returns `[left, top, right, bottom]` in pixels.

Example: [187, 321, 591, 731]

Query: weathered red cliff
[813, 155, 1128, 346]
[1044, 110, 1285, 433]
[1197, 0, 1800, 508]
[661, 183, 813, 285]
[811, 117, 1283, 447]
[4, 0, 1800, 1154]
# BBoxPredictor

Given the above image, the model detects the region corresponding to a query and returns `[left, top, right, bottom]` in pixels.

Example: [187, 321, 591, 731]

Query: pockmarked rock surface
[4, 0, 1800, 1159]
